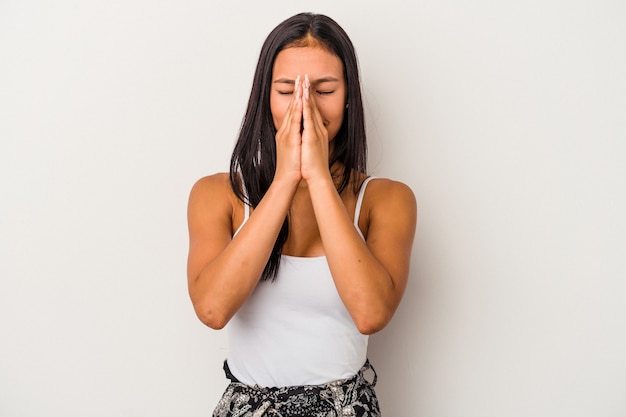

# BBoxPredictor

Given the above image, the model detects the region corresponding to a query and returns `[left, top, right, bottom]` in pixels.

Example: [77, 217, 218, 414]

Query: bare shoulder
[190, 172, 231, 195]
[189, 172, 234, 205]
[357, 176, 417, 242]
[188, 173, 236, 224]
[366, 177, 417, 213]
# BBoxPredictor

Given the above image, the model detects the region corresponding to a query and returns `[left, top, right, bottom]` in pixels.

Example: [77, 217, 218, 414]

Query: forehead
[272, 46, 344, 79]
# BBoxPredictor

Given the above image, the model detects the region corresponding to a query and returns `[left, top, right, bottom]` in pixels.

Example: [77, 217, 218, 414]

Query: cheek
[318, 100, 346, 132]
[270, 96, 290, 129]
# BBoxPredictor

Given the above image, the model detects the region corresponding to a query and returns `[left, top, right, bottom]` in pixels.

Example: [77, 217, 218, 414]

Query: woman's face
[270, 46, 346, 142]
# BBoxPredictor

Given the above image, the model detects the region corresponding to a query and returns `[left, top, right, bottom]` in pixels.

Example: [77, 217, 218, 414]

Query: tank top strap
[243, 198, 250, 221]
[233, 179, 250, 237]
[353, 176, 376, 239]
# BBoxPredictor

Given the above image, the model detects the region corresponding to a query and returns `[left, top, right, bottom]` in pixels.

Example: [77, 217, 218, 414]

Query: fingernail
[304, 74, 310, 100]
[295, 75, 301, 101]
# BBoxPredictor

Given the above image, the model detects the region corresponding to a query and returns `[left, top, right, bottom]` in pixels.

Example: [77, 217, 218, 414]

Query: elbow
[189, 287, 232, 330]
[194, 305, 230, 330]
[354, 310, 392, 335]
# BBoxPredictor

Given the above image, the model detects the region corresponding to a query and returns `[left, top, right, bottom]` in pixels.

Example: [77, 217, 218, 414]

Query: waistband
[222, 359, 377, 391]
[215, 359, 380, 416]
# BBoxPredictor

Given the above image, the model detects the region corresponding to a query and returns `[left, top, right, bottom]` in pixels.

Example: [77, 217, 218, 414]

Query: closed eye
[277, 91, 294, 95]
[316, 90, 335, 95]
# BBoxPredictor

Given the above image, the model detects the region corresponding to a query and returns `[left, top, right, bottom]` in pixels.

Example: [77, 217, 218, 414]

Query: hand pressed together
[274, 74, 334, 186]
[301, 74, 331, 183]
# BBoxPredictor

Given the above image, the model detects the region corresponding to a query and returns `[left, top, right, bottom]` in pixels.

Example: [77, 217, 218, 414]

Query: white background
[1, 1, 625, 416]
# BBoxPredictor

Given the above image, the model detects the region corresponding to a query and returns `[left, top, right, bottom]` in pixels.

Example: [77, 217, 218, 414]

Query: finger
[302, 74, 314, 131]
[277, 75, 301, 136]
[302, 74, 317, 130]
[295, 74, 302, 103]
[286, 75, 301, 127]
[289, 75, 303, 136]
[309, 93, 326, 132]
[302, 74, 326, 136]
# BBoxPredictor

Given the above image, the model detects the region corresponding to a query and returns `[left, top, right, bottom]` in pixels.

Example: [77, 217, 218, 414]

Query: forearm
[189, 177, 298, 328]
[307, 177, 396, 333]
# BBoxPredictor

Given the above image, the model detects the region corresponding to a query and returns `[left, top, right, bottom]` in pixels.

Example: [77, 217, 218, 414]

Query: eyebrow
[273, 76, 340, 86]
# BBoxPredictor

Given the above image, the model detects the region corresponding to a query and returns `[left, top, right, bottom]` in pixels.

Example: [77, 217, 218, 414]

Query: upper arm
[363, 179, 417, 303]
[186, 173, 235, 286]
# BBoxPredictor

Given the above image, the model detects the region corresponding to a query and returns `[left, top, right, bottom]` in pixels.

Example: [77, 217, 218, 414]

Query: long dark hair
[229, 12, 367, 281]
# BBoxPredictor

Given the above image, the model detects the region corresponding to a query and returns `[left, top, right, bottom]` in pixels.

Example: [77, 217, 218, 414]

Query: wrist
[304, 172, 335, 192]
[271, 173, 302, 192]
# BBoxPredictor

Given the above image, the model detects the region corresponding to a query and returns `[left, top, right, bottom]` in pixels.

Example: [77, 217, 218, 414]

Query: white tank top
[227, 177, 376, 387]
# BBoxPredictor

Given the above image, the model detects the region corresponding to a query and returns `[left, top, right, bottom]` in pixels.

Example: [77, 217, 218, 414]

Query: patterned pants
[212, 360, 381, 417]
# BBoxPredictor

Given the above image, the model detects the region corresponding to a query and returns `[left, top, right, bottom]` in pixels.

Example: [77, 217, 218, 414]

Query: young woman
[187, 12, 417, 416]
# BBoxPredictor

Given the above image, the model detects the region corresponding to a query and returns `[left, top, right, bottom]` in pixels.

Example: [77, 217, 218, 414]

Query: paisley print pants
[212, 360, 381, 417]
